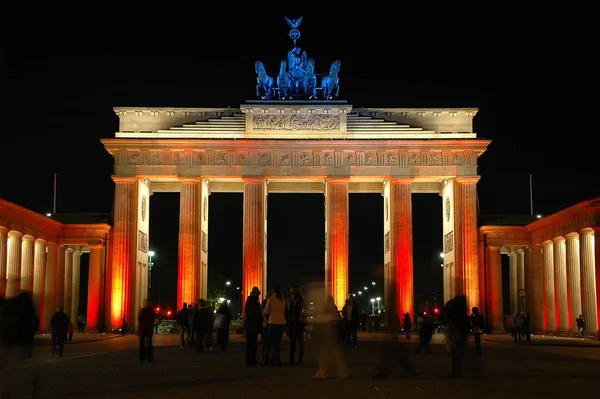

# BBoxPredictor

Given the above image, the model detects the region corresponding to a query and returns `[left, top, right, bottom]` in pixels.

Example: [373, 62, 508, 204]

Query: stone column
[388, 178, 412, 317]
[516, 249, 525, 298]
[32, 238, 47, 319]
[454, 178, 480, 311]
[530, 245, 544, 332]
[6, 231, 23, 298]
[86, 245, 104, 331]
[110, 177, 136, 330]
[565, 232, 582, 334]
[0, 226, 8, 297]
[19, 235, 35, 293]
[595, 228, 600, 338]
[71, 250, 82, 325]
[243, 179, 266, 308]
[486, 245, 503, 331]
[523, 248, 532, 306]
[553, 237, 568, 334]
[178, 178, 202, 309]
[579, 228, 598, 335]
[43, 243, 58, 332]
[64, 248, 74, 320]
[477, 233, 487, 319]
[55, 246, 66, 310]
[508, 252, 517, 314]
[541, 241, 555, 334]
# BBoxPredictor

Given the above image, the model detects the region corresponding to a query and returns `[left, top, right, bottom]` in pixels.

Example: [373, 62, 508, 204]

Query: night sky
[1, 8, 595, 313]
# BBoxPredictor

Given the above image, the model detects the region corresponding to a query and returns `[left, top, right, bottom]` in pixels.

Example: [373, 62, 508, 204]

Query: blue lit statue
[303, 58, 317, 99]
[320, 60, 341, 100]
[277, 60, 291, 100]
[255, 61, 274, 100]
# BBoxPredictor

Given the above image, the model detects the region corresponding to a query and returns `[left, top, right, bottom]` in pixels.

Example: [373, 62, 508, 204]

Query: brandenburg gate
[101, 102, 489, 329]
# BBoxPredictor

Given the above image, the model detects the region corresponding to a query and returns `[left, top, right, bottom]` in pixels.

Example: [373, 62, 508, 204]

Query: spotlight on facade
[440, 252, 444, 258]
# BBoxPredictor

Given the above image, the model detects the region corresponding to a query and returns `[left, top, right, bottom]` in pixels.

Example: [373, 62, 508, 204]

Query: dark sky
[1, 8, 595, 312]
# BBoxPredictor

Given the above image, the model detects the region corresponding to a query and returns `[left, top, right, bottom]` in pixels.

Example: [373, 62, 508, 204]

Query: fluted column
[565, 232, 582, 334]
[110, 177, 136, 329]
[178, 178, 202, 309]
[6, 231, 23, 298]
[595, 228, 600, 338]
[64, 248, 74, 320]
[86, 245, 103, 331]
[579, 228, 597, 335]
[454, 178, 480, 311]
[19, 235, 35, 293]
[516, 249, 525, 295]
[43, 243, 58, 332]
[55, 246, 66, 310]
[243, 179, 266, 308]
[523, 248, 532, 307]
[541, 241, 555, 334]
[0, 227, 8, 297]
[389, 178, 413, 317]
[508, 252, 517, 314]
[486, 245, 503, 331]
[71, 250, 82, 324]
[32, 238, 47, 319]
[553, 237, 568, 334]
[529, 246, 544, 331]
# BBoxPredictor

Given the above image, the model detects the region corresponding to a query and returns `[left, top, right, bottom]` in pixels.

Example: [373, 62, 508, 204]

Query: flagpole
[53, 173, 57, 214]
[529, 174, 533, 216]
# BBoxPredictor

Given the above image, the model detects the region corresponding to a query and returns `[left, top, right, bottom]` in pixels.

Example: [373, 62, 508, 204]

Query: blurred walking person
[50, 305, 69, 357]
[313, 295, 348, 379]
[138, 299, 155, 362]
[243, 287, 263, 366]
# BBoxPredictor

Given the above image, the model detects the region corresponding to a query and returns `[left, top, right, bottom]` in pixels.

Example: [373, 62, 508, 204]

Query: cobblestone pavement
[5, 331, 600, 399]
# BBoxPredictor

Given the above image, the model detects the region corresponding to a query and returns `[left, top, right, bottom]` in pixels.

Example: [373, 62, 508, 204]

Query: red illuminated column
[516, 249, 525, 296]
[565, 232, 582, 334]
[178, 178, 202, 310]
[32, 238, 47, 321]
[63, 248, 74, 319]
[455, 177, 480, 311]
[242, 179, 266, 308]
[55, 246, 66, 310]
[541, 240, 555, 334]
[529, 245, 544, 332]
[6, 230, 23, 298]
[71, 250, 82, 325]
[110, 177, 136, 330]
[486, 245, 503, 331]
[508, 252, 517, 313]
[0, 226, 8, 297]
[579, 228, 598, 336]
[20, 235, 35, 294]
[553, 237, 568, 334]
[42, 243, 58, 332]
[86, 244, 103, 331]
[594, 228, 600, 338]
[477, 234, 487, 320]
[389, 178, 413, 317]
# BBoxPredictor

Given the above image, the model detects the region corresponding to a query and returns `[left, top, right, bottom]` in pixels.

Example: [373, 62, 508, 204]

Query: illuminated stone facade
[0, 199, 111, 332]
[102, 102, 489, 329]
[479, 198, 600, 337]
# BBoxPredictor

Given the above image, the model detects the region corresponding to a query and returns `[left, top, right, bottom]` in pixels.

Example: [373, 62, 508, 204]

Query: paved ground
[3, 330, 600, 399]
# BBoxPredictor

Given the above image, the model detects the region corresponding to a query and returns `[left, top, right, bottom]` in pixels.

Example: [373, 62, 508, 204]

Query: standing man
[50, 305, 69, 357]
[176, 302, 190, 348]
[138, 299, 155, 363]
[470, 307, 485, 355]
[341, 297, 359, 348]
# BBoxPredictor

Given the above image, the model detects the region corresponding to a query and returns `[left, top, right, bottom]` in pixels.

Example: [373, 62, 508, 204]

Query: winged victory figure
[285, 16, 303, 29]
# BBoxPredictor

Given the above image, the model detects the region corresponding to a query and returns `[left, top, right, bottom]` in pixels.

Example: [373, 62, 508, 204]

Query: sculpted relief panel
[252, 114, 340, 131]
[121, 149, 472, 168]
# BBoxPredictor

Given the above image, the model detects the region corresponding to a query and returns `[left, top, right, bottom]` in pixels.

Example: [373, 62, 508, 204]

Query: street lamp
[376, 297, 381, 313]
[440, 252, 444, 258]
[148, 250, 155, 299]
[370, 298, 375, 314]
[225, 281, 231, 286]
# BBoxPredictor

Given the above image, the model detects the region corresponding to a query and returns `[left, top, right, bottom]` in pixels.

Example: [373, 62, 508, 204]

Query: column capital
[579, 227, 595, 236]
[178, 177, 201, 183]
[455, 176, 481, 184]
[542, 239, 553, 248]
[565, 232, 579, 240]
[22, 234, 36, 242]
[8, 230, 23, 239]
[552, 236, 565, 244]
[112, 176, 137, 183]
[0, 226, 8, 234]
[46, 242, 59, 249]
[487, 244, 502, 251]
[516, 248, 524, 254]
[389, 177, 414, 185]
[326, 178, 349, 184]
[88, 244, 104, 250]
[243, 178, 266, 184]
[35, 238, 47, 245]
[73, 249, 82, 256]
[65, 247, 74, 254]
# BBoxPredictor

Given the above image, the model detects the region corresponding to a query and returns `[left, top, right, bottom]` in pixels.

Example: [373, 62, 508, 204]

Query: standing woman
[288, 284, 305, 364]
[264, 285, 287, 366]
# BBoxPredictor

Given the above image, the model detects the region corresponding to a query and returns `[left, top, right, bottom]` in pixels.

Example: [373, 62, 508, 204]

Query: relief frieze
[258, 152, 271, 165]
[128, 152, 140, 164]
[344, 152, 356, 165]
[171, 152, 184, 165]
[149, 152, 164, 165]
[427, 152, 441, 166]
[279, 152, 292, 165]
[237, 152, 248, 165]
[299, 152, 313, 165]
[194, 152, 206, 165]
[407, 152, 420, 165]
[215, 152, 227, 165]
[386, 152, 398, 165]
[364, 152, 376, 165]
[451, 152, 465, 165]
[253, 114, 340, 131]
[323, 152, 335, 165]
